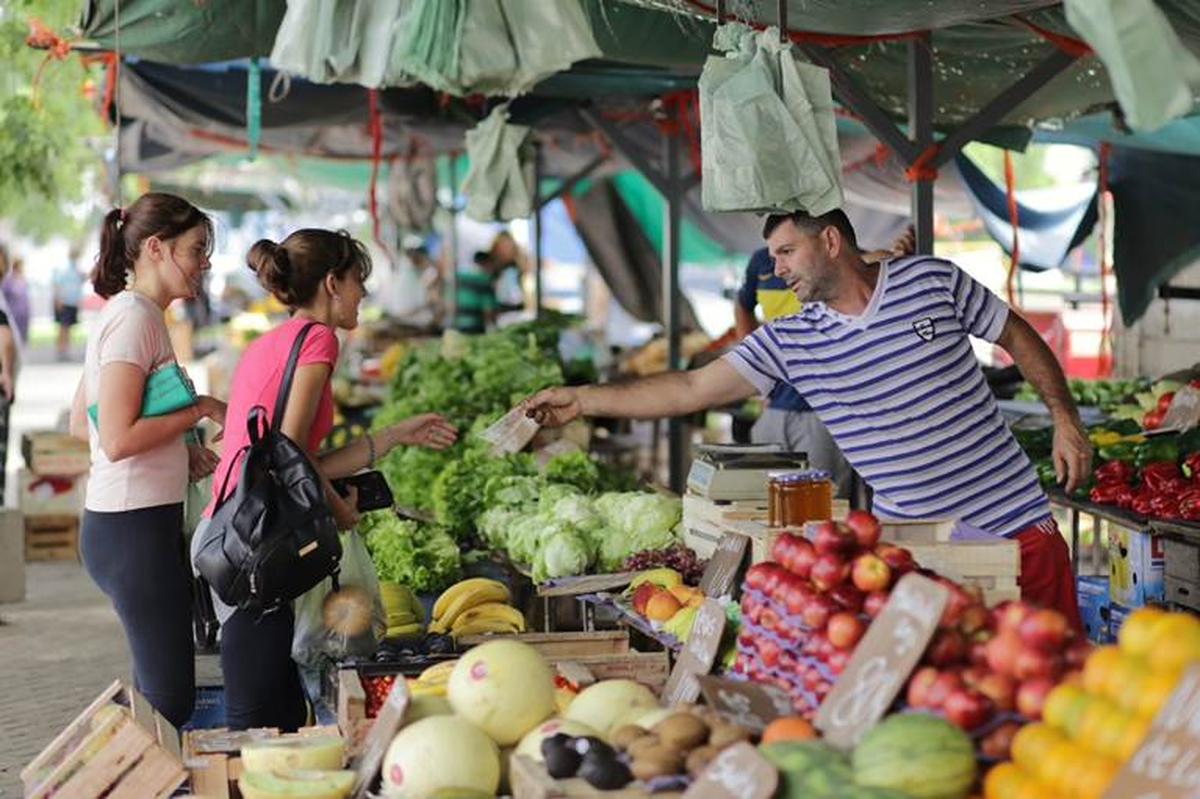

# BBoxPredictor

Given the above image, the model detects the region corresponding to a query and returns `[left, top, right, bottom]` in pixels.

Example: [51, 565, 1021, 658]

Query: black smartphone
[332, 470, 394, 512]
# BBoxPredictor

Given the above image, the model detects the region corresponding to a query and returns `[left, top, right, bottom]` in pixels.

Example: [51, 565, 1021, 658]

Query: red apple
[992, 600, 1033, 635]
[1018, 609, 1070, 654]
[632, 582, 658, 615]
[976, 672, 1017, 712]
[961, 666, 987, 689]
[939, 584, 972, 628]
[1014, 647, 1060, 681]
[876, 544, 915, 574]
[827, 612, 866, 650]
[944, 688, 993, 731]
[782, 578, 815, 616]
[811, 553, 850, 591]
[985, 631, 1022, 677]
[812, 521, 856, 556]
[818, 635, 836, 660]
[845, 510, 882, 549]
[789, 538, 819, 579]
[744, 562, 773, 592]
[851, 553, 892, 593]
[968, 636, 991, 667]
[863, 590, 890, 618]
[1016, 677, 1055, 720]
[907, 666, 940, 708]
[800, 595, 837, 630]
[1065, 640, 1091, 670]
[924, 628, 968, 668]
[826, 649, 850, 674]
[959, 604, 990, 636]
[927, 670, 964, 709]
[802, 665, 823, 691]
[770, 532, 801, 566]
[828, 583, 865, 613]
[758, 637, 781, 668]
[979, 722, 1021, 760]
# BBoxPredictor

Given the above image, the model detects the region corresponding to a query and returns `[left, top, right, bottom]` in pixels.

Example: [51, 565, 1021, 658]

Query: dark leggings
[80, 503, 195, 728]
[220, 606, 308, 731]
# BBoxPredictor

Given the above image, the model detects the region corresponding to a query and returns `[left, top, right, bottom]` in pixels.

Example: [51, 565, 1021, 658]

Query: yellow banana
[430, 579, 511, 633]
[450, 618, 521, 639]
[386, 611, 418, 627]
[623, 568, 682, 596]
[408, 680, 448, 698]
[451, 602, 526, 633]
[417, 660, 458, 684]
[385, 622, 423, 638]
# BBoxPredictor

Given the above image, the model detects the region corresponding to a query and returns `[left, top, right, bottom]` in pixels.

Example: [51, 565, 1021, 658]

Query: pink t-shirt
[205, 316, 339, 516]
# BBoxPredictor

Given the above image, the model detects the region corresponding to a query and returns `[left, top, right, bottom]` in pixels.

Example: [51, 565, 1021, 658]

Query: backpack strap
[272, 321, 320, 433]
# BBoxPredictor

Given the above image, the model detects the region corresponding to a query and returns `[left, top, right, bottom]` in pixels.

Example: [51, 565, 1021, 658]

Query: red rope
[1097, 142, 1112, 376]
[26, 17, 73, 109]
[1011, 16, 1092, 58]
[658, 91, 703, 178]
[904, 143, 940, 182]
[1003, 150, 1020, 307]
[365, 88, 391, 264]
[677, 0, 920, 46]
[80, 52, 118, 123]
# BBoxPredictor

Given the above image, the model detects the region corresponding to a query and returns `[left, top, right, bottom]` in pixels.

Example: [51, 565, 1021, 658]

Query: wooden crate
[25, 514, 79, 561]
[22, 681, 186, 799]
[22, 429, 90, 477]
[181, 726, 340, 799]
[457, 630, 630, 658]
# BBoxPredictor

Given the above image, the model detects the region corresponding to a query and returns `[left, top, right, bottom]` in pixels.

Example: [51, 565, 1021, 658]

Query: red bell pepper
[1091, 482, 1130, 505]
[1158, 391, 1177, 413]
[1179, 491, 1200, 520]
[1144, 409, 1165, 430]
[1114, 485, 1136, 510]
[1141, 461, 1183, 492]
[1095, 461, 1135, 485]
[1182, 452, 1200, 480]
[1150, 494, 1181, 518]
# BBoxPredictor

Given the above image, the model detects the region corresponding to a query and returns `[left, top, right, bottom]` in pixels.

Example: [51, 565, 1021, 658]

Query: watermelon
[760, 740, 854, 799]
[852, 713, 976, 799]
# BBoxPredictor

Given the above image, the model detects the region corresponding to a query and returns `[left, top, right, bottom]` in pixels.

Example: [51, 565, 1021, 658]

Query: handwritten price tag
[814, 573, 949, 749]
[697, 676, 793, 733]
[683, 742, 777, 799]
[662, 599, 726, 706]
[699, 533, 748, 599]
[1103, 664, 1200, 798]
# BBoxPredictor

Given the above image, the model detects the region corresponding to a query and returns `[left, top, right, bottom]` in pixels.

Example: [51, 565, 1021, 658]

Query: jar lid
[794, 468, 831, 481]
[771, 472, 805, 484]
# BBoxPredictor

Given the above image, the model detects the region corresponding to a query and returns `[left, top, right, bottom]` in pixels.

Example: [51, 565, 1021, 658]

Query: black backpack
[193, 322, 341, 614]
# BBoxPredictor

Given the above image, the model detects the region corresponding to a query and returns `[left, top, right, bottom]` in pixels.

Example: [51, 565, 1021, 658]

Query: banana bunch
[428, 578, 525, 638]
[662, 605, 698, 643]
[408, 660, 457, 697]
[381, 581, 425, 638]
[621, 567, 682, 597]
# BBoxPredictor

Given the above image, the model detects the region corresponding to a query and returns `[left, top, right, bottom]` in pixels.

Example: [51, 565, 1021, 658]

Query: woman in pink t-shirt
[199, 229, 455, 730]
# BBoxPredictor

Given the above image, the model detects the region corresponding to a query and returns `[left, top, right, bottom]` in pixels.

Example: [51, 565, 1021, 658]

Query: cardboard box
[21, 430, 90, 477]
[1077, 574, 1110, 644]
[0, 508, 25, 602]
[1108, 527, 1164, 607]
[18, 469, 84, 516]
[1104, 602, 1134, 644]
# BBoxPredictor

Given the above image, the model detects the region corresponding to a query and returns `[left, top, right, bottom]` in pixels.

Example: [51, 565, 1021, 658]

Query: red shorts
[1013, 519, 1083, 633]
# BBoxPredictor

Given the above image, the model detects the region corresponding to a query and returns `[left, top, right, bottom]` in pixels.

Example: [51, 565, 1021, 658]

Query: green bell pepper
[1097, 441, 1139, 464]
[1134, 437, 1180, 470]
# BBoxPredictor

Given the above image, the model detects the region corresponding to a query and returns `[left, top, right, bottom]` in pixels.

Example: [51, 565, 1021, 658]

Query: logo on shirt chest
[912, 317, 937, 342]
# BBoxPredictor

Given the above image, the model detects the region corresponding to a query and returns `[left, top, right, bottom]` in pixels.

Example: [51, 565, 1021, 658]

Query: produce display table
[1046, 489, 1148, 577]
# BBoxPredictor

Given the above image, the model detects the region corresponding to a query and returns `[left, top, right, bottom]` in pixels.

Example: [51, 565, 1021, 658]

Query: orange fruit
[1115, 715, 1152, 761]
[1036, 739, 1082, 790]
[1011, 723, 1063, 774]
[1092, 706, 1135, 759]
[1103, 653, 1146, 705]
[760, 715, 817, 743]
[1118, 606, 1166, 658]
[984, 762, 1029, 799]
[1077, 697, 1120, 746]
[1136, 670, 1182, 718]
[1016, 779, 1057, 799]
[1147, 614, 1200, 674]
[1043, 683, 1089, 735]
[1075, 755, 1120, 799]
[1082, 646, 1123, 695]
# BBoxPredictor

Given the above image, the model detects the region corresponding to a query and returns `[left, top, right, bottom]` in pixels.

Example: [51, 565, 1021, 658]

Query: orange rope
[1097, 142, 1112, 376]
[25, 17, 74, 109]
[1003, 150, 1020, 306]
[1011, 16, 1092, 58]
[657, 91, 703, 178]
[678, 0, 920, 46]
[904, 143, 940, 182]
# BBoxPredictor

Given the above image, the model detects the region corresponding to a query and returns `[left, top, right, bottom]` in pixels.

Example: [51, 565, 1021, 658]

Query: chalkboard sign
[662, 599, 726, 706]
[698, 676, 794, 733]
[1103, 663, 1200, 798]
[699, 533, 748, 598]
[683, 742, 778, 799]
[814, 573, 949, 749]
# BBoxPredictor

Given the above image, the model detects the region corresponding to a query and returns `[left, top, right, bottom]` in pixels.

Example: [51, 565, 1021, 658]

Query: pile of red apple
[733, 511, 915, 717]
[905, 596, 1087, 758]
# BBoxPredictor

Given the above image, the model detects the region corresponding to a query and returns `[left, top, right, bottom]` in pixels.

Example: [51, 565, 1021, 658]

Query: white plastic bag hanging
[292, 531, 387, 668]
[699, 24, 843, 215]
[462, 104, 535, 222]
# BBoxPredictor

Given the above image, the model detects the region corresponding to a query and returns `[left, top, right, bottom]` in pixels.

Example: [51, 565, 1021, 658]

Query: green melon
[851, 713, 976, 799]
[760, 740, 854, 799]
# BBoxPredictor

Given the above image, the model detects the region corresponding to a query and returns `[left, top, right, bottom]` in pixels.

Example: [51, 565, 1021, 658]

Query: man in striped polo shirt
[527, 209, 1089, 625]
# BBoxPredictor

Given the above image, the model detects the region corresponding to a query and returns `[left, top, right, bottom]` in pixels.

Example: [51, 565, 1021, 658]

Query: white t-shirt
[84, 291, 188, 512]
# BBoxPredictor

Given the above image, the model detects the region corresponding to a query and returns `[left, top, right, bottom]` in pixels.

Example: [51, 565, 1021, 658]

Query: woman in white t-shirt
[69, 193, 227, 727]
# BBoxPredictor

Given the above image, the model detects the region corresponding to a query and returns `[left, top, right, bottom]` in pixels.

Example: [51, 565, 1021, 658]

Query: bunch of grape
[621, 545, 707, 584]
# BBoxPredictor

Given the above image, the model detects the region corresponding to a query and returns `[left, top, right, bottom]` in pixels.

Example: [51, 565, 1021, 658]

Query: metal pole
[908, 33, 934, 255]
[663, 126, 684, 494]
[446, 154, 459, 327]
[533, 142, 543, 315]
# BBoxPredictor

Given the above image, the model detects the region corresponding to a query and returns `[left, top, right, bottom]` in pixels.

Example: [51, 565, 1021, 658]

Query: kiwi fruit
[625, 735, 662, 760]
[611, 724, 648, 751]
[652, 713, 710, 750]
[629, 747, 684, 781]
[708, 722, 752, 749]
[686, 745, 720, 778]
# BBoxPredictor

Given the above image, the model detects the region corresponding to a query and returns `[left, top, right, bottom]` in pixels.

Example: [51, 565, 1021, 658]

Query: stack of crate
[20, 430, 89, 561]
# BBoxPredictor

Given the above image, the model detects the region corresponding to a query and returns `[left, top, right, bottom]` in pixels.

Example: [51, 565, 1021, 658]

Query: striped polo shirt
[724, 255, 1051, 538]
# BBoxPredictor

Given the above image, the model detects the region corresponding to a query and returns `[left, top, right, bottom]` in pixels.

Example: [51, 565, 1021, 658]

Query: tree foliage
[0, 0, 106, 241]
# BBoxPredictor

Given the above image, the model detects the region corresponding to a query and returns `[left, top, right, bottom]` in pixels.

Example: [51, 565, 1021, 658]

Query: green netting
[79, 0, 285, 64]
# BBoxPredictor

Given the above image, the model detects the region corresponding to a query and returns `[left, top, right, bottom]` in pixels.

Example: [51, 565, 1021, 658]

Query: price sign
[1160, 386, 1200, 433]
[1103, 664, 1200, 798]
[699, 533, 748, 598]
[477, 405, 540, 455]
[814, 573, 949, 749]
[683, 742, 777, 799]
[662, 599, 726, 706]
[697, 676, 793, 733]
[352, 677, 410, 798]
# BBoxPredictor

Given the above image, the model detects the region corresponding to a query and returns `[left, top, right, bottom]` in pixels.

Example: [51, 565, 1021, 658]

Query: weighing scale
[685, 443, 808, 502]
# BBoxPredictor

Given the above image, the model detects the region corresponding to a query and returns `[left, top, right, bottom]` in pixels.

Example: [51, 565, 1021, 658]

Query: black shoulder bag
[193, 322, 341, 614]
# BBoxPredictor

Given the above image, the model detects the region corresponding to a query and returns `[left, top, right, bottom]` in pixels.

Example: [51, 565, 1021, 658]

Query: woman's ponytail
[92, 208, 130, 298]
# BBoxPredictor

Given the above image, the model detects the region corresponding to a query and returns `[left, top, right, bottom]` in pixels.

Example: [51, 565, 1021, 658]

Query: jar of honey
[767, 473, 795, 527]
[776, 469, 832, 527]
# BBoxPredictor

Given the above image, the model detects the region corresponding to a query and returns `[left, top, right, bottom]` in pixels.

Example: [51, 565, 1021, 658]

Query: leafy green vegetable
[432, 443, 536, 540]
[544, 450, 601, 493]
[361, 513, 462, 593]
[533, 525, 594, 583]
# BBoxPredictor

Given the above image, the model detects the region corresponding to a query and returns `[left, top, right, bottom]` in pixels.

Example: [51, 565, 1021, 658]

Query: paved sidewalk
[0, 561, 129, 797]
